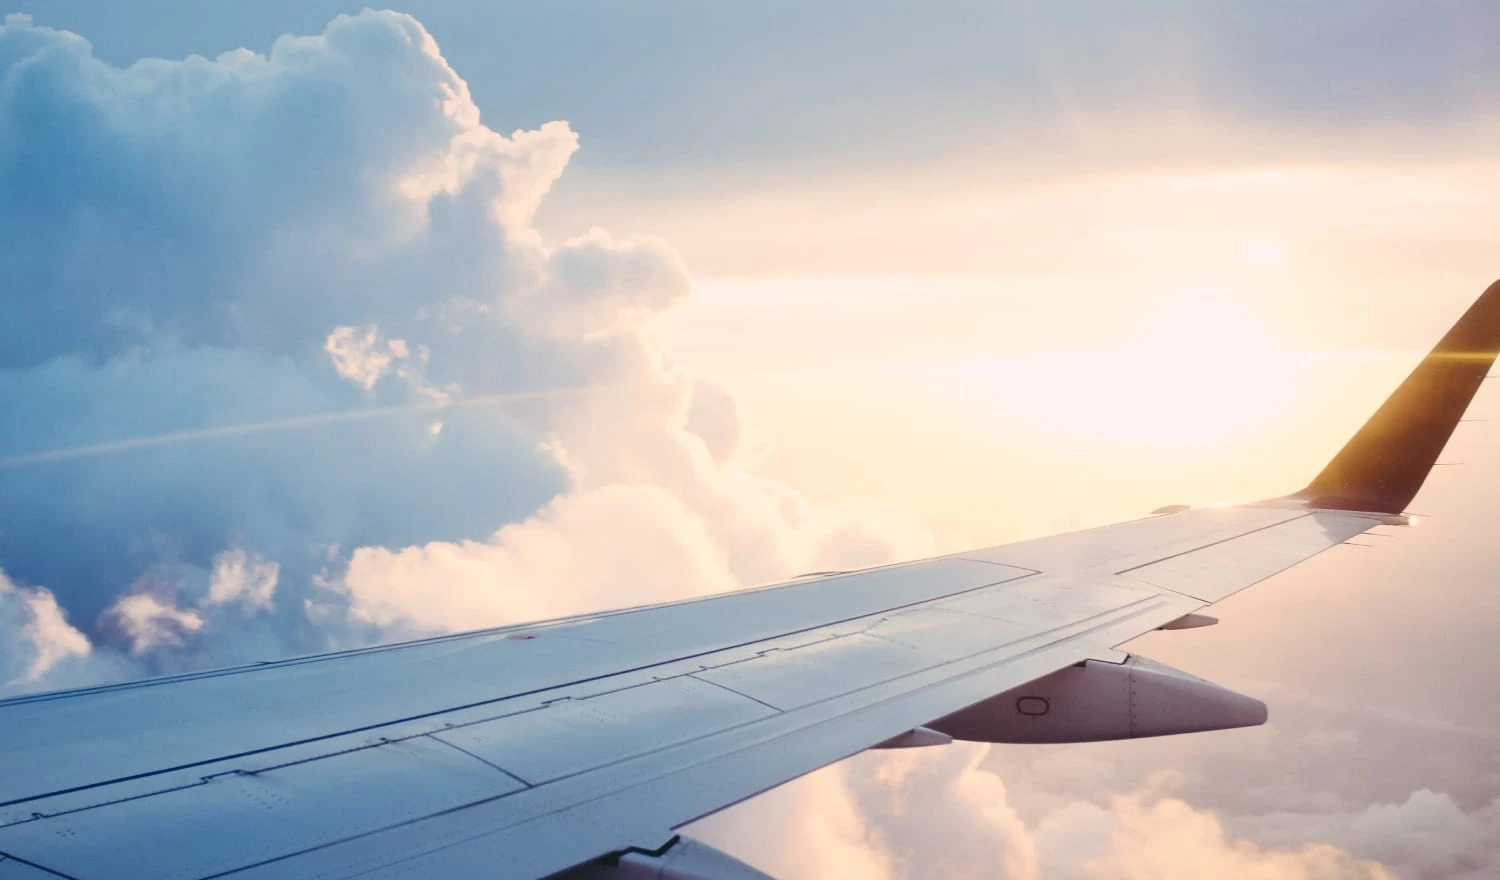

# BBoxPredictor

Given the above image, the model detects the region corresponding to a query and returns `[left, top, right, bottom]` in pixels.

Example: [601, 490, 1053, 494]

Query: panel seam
[687, 674, 785, 714]
[195, 597, 1177, 879]
[1, 570, 1041, 810]
[424, 734, 534, 789]
[0, 850, 80, 880]
[1112, 513, 1311, 575]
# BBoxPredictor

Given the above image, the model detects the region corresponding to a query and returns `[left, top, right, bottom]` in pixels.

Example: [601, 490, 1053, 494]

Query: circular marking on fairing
[1017, 696, 1050, 716]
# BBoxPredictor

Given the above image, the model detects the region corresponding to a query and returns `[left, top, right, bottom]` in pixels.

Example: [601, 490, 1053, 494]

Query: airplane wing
[2, 282, 1497, 880]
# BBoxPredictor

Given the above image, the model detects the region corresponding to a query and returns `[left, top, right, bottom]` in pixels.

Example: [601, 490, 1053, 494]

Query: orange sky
[659, 160, 1499, 550]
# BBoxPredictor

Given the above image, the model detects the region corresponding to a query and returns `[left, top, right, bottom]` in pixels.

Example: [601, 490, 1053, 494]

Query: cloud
[103, 593, 205, 656]
[332, 484, 739, 636]
[1243, 789, 1500, 880]
[323, 325, 415, 392]
[0, 10, 923, 681]
[1087, 793, 1394, 880]
[689, 741, 1404, 880]
[687, 763, 897, 880]
[0, 570, 91, 689]
[691, 702, 1500, 879]
[507, 227, 693, 339]
[813, 702, 1500, 880]
[206, 547, 279, 610]
[824, 746, 1395, 880]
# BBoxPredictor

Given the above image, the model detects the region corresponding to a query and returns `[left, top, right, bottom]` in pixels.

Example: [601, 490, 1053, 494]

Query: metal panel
[959, 506, 1302, 573]
[225, 595, 1190, 880]
[434, 676, 777, 785]
[562, 558, 1034, 647]
[0, 858, 66, 879]
[0, 557, 1026, 815]
[0, 500, 1365, 880]
[1115, 511, 1372, 601]
[937, 576, 1165, 628]
[0, 736, 522, 880]
[0, 559, 1026, 810]
[860, 606, 1034, 661]
[695, 634, 934, 710]
[0, 700, 548, 828]
[0, 631, 596, 808]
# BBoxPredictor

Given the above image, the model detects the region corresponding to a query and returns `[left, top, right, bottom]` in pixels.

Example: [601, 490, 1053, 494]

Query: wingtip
[1297, 279, 1500, 514]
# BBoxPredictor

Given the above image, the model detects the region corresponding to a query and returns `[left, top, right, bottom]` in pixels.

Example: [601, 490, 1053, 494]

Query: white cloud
[0, 9, 925, 676]
[1088, 793, 1394, 880]
[334, 484, 739, 635]
[324, 325, 411, 391]
[690, 742, 1405, 879]
[807, 746, 1396, 880]
[104, 593, 205, 656]
[1244, 789, 1500, 880]
[206, 548, 279, 610]
[0, 570, 91, 688]
[688, 763, 897, 880]
[502, 227, 693, 340]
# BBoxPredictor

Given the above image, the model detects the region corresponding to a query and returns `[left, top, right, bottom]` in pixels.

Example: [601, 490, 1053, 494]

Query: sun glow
[966, 292, 1294, 450]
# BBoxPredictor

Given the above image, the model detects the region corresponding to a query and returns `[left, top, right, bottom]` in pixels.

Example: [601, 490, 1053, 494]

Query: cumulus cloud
[507, 227, 693, 339]
[689, 763, 897, 880]
[206, 547, 280, 609]
[324, 325, 414, 391]
[104, 593, 205, 656]
[0, 570, 91, 689]
[694, 743, 1405, 880]
[1085, 793, 1393, 880]
[1243, 789, 1500, 880]
[783, 700, 1500, 880]
[332, 484, 740, 635]
[0, 10, 922, 682]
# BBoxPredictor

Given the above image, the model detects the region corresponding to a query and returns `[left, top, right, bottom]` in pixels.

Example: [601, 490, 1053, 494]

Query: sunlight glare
[1240, 239, 1286, 267]
[974, 291, 1294, 451]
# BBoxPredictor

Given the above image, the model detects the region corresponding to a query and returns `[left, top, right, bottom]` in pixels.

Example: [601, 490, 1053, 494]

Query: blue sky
[24, 2, 1500, 281]
[24, 1, 1500, 171]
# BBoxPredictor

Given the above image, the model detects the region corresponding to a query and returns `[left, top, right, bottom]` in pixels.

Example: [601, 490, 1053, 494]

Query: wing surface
[1, 280, 1496, 879]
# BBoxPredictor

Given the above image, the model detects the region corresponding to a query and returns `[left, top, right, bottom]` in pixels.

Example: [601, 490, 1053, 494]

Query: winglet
[1295, 279, 1500, 514]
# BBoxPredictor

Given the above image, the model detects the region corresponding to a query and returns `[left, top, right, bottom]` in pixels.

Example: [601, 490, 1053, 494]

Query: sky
[3, 2, 1500, 878]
